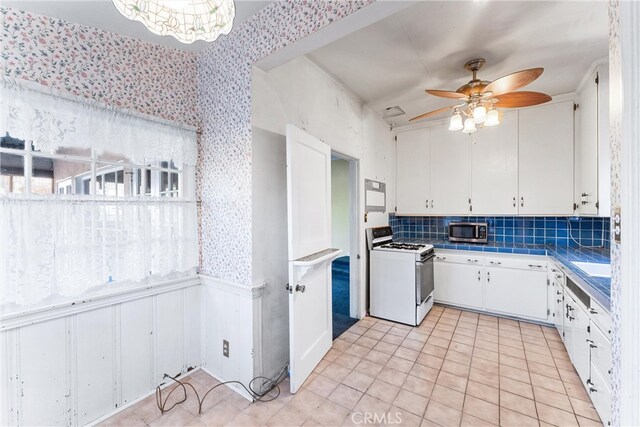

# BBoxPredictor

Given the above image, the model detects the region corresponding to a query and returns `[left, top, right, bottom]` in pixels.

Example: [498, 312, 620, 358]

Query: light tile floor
[101, 305, 603, 426]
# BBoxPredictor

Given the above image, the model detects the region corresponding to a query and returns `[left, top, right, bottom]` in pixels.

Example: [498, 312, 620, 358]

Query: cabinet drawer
[589, 300, 611, 338]
[435, 252, 483, 266]
[589, 362, 611, 426]
[485, 256, 547, 271]
[589, 324, 612, 387]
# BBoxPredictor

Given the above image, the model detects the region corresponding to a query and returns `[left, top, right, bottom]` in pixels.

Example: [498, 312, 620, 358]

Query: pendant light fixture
[112, 0, 236, 44]
[448, 110, 463, 131]
[484, 109, 500, 127]
[462, 117, 477, 134]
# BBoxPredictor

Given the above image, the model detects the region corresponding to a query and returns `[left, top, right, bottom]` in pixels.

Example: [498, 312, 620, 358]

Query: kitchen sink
[571, 261, 611, 278]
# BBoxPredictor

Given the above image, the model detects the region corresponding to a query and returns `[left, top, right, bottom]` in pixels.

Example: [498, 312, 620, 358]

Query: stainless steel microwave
[448, 222, 488, 243]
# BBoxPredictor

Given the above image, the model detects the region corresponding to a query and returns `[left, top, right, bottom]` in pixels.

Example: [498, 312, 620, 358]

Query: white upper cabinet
[575, 70, 599, 215]
[518, 101, 575, 215]
[430, 124, 471, 215]
[396, 128, 430, 215]
[471, 111, 519, 215]
[575, 63, 610, 217]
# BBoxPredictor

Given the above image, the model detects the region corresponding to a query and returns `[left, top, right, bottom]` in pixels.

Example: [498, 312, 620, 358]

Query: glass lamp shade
[112, 0, 235, 44]
[484, 109, 500, 126]
[448, 112, 463, 131]
[462, 118, 477, 134]
[473, 105, 487, 124]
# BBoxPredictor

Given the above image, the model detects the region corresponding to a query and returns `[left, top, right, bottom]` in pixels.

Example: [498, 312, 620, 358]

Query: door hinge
[574, 103, 579, 111]
[596, 201, 599, 209]
[547, 278, 550, 286]
[394, 135, 398, 142]
[587, 325, 591, 333]
[563, 332, 565, 337]
[547, 309, 550, 315]
[595, 73, 599, 85]
[574, 202, 579, 211]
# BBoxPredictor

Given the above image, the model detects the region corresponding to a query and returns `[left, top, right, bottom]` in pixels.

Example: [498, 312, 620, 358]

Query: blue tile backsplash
[389, 215, 611, 248]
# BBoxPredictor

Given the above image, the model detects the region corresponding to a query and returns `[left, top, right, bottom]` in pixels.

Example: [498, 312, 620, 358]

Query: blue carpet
[332, 256, 358, 339]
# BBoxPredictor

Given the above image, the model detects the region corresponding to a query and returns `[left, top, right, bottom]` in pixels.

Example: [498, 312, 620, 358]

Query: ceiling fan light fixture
[473, 105, 487, 124]
[449, 111, 463, 131]
[485, 109, 500, 127]
[462, 118, 477, 134]
[111, 0, 235, 44]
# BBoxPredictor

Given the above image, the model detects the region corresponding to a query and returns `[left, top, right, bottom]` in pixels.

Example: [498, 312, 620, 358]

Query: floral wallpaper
[196, 0, 374, 284]
[0, 7, 198, 127]
[608, 1, 621, 424]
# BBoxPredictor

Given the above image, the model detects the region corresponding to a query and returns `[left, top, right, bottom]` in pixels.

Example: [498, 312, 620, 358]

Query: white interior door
[286, 124, 340, 393]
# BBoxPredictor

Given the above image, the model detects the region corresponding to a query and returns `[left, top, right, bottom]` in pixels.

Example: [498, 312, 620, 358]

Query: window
[1, 83, 198, 309]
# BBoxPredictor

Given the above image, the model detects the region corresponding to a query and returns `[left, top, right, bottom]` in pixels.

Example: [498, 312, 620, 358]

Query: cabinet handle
[556, 290, 562, 296]
[557, 299, 562, 303]
[528, 264, 543, 269]
[568, 316, 575, 321]
[431, 200, 434, 208]
[425, 200, 428, 209]
[477, 271, 481, 281]
[586, 339, 598, 349]
[487, 271, 491, 283]
[586, 380, 598, 393]
[489, 261, 502, 265]
[437, 256, 447, 261]
[467, 259, 479, 263]
[520, 196, 524, 207]
[589, 308, 598, 315]
[551, 268, 559, 273]
[513, 196, 516, 208]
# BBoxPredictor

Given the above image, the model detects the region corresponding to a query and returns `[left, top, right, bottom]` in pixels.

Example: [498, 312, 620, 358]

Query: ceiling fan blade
[409, 105, 458, 122]
[484, 68, 544, 96]
[425, 90, 468, 100]
[493, 91, 552, 108]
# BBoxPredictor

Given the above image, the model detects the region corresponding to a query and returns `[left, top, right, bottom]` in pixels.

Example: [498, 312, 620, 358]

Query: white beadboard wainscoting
[199, 275, 266, 402]
[0, 276, 202, 427]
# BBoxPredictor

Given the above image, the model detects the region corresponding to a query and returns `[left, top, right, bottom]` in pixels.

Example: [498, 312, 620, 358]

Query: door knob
[285, 283, 293, 294]
[295, 284, 306, 293]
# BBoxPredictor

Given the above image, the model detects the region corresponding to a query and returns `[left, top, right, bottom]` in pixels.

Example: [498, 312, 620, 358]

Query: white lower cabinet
[564, 291, 591, 383]
[485, 265, 548, 321]
[434, 256, 483, 310]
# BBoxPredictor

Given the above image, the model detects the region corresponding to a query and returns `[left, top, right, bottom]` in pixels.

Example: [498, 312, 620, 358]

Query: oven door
[416, 253, 435, 305]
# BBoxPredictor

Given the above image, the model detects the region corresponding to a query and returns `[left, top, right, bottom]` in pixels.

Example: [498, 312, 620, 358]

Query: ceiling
[3, 0, 271, 52]
[307, 0, 609, 127]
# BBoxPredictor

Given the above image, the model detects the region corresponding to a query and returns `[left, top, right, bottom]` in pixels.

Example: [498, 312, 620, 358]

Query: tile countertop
[402, 238, 612, 312]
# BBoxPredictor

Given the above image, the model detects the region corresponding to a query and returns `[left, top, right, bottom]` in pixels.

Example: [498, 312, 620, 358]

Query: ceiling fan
[410, 58, 552, 133]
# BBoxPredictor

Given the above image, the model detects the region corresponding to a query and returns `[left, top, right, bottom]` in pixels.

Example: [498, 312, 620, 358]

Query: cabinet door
[430, 124, 471, 215]
[569, 297, 591, 383]
[519, 101, 575, 215]
[471, 111, 519, 215]
[575, 70, 599, 215]
[434, 261, 483, 310]
[552, 281, 564, 337]
[396, 128, 430, 215]
[485, 267, 548, 321]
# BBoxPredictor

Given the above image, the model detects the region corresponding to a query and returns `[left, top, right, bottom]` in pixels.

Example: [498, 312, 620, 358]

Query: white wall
[251, 55, 396, 376]
[0, 278, 201, 426]
[251, 127, 290, 380]
[331, 158, 351, 255]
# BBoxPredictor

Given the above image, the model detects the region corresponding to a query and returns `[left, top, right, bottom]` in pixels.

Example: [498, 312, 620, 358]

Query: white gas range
[366, 226, 435, 326]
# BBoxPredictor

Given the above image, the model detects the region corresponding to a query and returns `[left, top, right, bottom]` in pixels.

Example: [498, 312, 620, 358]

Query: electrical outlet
[223, 339, 229, 358]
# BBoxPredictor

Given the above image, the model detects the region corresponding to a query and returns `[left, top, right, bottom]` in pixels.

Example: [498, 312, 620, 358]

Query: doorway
[330, 153, 359, 339]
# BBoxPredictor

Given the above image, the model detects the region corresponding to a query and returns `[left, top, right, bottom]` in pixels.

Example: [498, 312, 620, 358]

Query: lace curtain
[0, 81, 199, 309]
[0, 79, 197, 166]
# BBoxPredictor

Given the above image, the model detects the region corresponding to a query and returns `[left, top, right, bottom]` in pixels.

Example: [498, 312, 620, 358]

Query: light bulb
[449, 112, 463, 131]
[463, 118, 477, 134]
[473, 105, 487, 124]
[485, 109, 500, 126]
